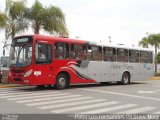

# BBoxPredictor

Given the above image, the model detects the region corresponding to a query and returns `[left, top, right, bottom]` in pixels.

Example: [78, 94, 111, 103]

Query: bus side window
[117, 48, 128, 62]
[103, 47, 107, 61]
[88, 46, 93, 60]
[71, 44, 87, 60]
[140, 51, 149, 63]
[112, 48, 116, 61]
[129, 50, 139, 63]
[54, 42, 69, 59]
[103, 47, 116, 62]
[35, 43, 52, 64]
[88, 46, 102, 61]
[71, 45, 76, 59]
[149, 52, 153, 63]
[97, 47, 102, 61]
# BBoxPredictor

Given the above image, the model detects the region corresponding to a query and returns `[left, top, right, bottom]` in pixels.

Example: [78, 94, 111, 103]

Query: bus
[8, 34, 154, 89]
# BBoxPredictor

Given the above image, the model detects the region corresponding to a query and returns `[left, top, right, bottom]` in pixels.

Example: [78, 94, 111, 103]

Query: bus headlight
[24, 69, 33, 78]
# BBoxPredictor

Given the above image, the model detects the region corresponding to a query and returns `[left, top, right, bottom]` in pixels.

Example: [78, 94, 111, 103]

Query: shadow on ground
[15, 81, 147, 92]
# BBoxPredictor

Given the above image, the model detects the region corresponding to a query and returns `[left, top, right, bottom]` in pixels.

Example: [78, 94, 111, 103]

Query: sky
[0, 0, 160, 56]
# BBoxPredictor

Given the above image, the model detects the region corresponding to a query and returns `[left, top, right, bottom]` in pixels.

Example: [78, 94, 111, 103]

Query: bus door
[34, 42, 53, 85]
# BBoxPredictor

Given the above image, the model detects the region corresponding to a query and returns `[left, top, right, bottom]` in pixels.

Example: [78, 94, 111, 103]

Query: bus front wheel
[121, 72, 130, 85]
[55, 73, 68, 89]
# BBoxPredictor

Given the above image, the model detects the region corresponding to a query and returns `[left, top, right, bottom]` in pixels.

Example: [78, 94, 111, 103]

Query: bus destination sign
[17, 38, 28, 43]
[15, 36, 32, 44]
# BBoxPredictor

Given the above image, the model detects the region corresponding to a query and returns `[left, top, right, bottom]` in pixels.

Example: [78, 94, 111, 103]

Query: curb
[0, 84, 22, 88]
[150, 77, 160, 80]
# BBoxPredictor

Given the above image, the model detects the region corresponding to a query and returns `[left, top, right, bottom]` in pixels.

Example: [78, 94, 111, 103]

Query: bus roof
[35, 34, 87, 44]
[97, 43, 153, 52]
[14, 34, 153, 52]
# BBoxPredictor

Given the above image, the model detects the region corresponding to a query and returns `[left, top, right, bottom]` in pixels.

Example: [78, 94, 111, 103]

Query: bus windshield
[10, 36, 33, 67]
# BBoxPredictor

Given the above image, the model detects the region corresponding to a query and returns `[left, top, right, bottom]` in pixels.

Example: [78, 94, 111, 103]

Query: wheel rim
[59, 78, 66, 88]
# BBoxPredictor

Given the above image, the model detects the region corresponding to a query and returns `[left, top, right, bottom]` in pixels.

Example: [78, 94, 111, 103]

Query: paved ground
[0, 80, 160, 119]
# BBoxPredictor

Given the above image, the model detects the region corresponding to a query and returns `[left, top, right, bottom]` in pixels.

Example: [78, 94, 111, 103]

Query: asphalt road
[0, 80, 160, 119]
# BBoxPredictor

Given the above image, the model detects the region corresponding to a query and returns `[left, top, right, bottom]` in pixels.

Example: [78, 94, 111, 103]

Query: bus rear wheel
[121, 72, 130, 85]
[55, 73, 68, 89]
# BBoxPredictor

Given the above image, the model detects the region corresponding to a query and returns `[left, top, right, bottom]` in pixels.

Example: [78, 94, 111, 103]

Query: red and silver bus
[8, 34, 154, 89]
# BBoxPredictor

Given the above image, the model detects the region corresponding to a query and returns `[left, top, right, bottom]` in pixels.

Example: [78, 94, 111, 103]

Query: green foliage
[148, 34, 160, 48]
[0, 0, 28, 40]
[139, 37, 149, 48]
[9, 1, 26, 19]
[0, 12, 6, 29]
[139, 34, 160, 48]
[26, 0, 69, 36]
[26, 0, 44, 34]
[0, 0, 69, 39]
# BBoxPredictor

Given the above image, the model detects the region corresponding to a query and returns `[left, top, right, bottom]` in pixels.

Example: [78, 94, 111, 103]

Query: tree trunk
[34, 27, 39, 34]
[155, 46, 157, 75]
[34, 20, 40, 34]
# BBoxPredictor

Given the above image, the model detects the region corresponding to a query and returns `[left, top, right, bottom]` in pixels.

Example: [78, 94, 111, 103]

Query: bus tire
[121, 72, 130, 85]
[55, 73, 68, 89]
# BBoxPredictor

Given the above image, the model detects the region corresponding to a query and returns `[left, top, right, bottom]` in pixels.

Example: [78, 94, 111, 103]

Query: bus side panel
[136, 63, 154, 81]
[53, 60, 96, 85]
[85, 61, 154, 82]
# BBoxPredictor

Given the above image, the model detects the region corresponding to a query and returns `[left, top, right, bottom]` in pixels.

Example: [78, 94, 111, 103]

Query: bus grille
[11, 69, 25, 73]
[14, 78, 22, 81]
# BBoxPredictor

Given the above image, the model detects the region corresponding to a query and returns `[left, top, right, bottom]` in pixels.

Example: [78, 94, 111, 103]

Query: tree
[0, 12, 6, 29]
[139, 37, 149, 48]
[0, 0, 28, 40]
[139, 33, 160, 75]
[157, 52, 160, 63]
[26, 0, 69, 37]
[0, 0, 28, 56]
